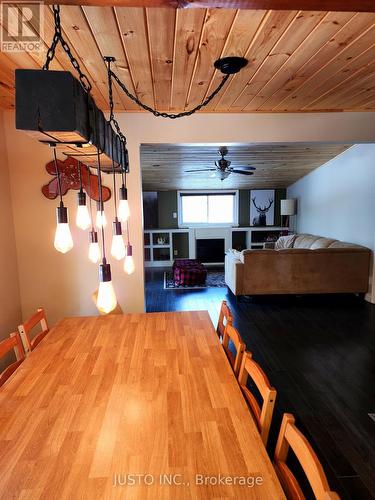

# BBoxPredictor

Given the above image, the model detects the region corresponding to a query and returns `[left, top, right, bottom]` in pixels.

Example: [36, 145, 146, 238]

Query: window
[178, 191, 238, 227]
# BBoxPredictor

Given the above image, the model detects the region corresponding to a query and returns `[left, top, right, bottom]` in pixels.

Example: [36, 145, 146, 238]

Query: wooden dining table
[0, 311, 285, 499]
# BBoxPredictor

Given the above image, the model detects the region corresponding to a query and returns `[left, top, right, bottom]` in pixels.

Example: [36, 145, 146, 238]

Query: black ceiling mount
[214, 57, 248, 75]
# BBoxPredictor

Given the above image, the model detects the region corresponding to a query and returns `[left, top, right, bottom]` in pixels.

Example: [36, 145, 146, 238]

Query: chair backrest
[222, 324, 245, 376]
[18, 308, 49, 353]
[216, 300, 233, 339]
[238, 351, 277, 446]
[274, 413, 340, 500]
[0, 332, 25, 387]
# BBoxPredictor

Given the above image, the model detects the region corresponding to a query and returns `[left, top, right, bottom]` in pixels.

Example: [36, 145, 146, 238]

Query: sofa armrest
[225, 253, 244, 295]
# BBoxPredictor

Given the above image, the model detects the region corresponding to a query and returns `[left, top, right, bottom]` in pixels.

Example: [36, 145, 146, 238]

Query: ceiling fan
[185, 146, 256, 181]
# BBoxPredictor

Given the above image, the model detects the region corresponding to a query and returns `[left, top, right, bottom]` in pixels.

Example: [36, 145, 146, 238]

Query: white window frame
[177, 190, 239, 228]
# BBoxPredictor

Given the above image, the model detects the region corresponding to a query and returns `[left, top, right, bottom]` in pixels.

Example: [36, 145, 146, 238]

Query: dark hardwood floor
[145, 267, 375, 500]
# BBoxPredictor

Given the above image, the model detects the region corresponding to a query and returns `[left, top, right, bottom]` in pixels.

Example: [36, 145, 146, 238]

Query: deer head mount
[252, 197, 274, 226]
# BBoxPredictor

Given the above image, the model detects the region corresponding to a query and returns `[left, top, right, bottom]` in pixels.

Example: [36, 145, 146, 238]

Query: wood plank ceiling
[1, 6, 375, 113]
[140, 143, 352, 190]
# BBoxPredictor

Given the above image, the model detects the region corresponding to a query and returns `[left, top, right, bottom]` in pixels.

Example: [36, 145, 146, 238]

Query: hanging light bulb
[96, 201, 107, 228]
[111, 220, 126, 260]
[54, 202, 74, 254]
[95, 144, 117, 314]
[86, 168, 101, 264]
[52, 148, 73, 254]
[109, 145, 126, 261]
[76, 190, 91, 230]
[88, 230, 101, 263]
[118, 185, 130, 222]
[123, 244, 135, 275]
[97, 259, 117, 314]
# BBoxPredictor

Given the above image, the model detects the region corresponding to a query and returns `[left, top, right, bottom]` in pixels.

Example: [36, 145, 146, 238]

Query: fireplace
[196, 238, 225, 263]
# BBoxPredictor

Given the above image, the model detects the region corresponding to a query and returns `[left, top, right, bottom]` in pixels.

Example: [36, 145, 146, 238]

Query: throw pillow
[275, 234, 296, 250]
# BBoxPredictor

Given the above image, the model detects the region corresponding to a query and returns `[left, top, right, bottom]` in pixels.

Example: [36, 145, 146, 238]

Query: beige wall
[3, 110, 375, 326]
[0, 112, 22, 371]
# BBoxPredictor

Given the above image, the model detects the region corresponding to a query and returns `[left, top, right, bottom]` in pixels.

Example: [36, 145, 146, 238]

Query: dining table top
[0, 311, 285, 499]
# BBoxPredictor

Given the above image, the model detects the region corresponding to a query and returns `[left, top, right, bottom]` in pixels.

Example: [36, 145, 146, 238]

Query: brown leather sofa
[225, 234, 371, 297]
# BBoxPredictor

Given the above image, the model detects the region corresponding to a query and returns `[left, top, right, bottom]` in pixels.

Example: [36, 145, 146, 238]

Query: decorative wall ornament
[42, 157, 111, 202]
[250, 189, 275, 227]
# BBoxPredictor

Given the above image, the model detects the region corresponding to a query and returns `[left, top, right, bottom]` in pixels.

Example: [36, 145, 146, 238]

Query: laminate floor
[145, 267, 375, 500]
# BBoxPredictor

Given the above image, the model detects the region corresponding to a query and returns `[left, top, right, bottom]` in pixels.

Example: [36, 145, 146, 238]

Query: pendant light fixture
[123, 221, 135, 275]
[110, 148, 126, 261]
[89, 230, 101, 264]
[87, 169, 101, 264]
[95, 201, 107, 228]
[76, 161, 91, 230]
[13, 5, 250, 305]
[96, 149, 117, 314]
[53, 148, 73, 254]
[118, 168, 130, 223]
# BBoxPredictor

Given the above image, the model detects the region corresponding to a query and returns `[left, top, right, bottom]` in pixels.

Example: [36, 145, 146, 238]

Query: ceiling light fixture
[87, 169, 101, 264]
[53, 147, 73, 254]
[105, 57, 135, 276]
[96, 148, 117, 314]
[76, 161, 91, 230]
[96, 201, 107, 229]
[14, 6, 249, 312]
[110, 137, 126, 261]
[124, 236, 135, 276]
[118, 171, 130, 223]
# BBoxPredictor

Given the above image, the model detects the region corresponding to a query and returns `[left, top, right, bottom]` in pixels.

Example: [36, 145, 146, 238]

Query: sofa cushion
[310, 237, 337, 249]
[293, 234, 321, 248]
[328, 241, 368, 250]
[293, 234, 369, 251]
[275, 234, 296, 250]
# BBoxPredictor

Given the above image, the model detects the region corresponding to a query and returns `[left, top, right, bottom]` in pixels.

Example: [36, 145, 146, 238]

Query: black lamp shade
[56, 204, 68, 224]
[113, 220, 122, 235]
[119, 186, 128, 201]
[89, 230, 98, 243]
[99, 262, 112, 283]
[77, 190, 86, 206]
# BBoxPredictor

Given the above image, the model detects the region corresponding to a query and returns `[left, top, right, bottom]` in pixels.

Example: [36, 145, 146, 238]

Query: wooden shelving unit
[144, 226, 288, 267]
[144, 229, 189, 267]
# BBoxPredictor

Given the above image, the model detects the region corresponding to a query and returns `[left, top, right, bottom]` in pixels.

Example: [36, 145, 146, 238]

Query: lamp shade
[280, 199, 297, 216]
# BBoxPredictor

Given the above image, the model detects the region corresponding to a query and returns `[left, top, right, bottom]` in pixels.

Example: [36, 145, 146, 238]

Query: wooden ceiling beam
[47, 1, 375, 14]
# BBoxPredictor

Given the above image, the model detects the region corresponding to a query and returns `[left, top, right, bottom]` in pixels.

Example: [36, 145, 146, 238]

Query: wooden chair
[216, 300, 233, 340]
[238, 351, 277, 446]
[222, 324, 245, 376]
[0, 332, 25, 387]
[18, 308, 49, 353]
[274, 413, 340, 500]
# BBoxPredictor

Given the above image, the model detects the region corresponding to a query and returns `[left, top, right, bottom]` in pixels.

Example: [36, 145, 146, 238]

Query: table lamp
[280, 199, 297, 233]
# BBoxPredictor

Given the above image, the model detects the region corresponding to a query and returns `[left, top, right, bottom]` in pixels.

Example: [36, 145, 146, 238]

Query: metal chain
[105, 58, 127, 145]
[43, 5, 92, 93]
[109, 69, 230, 119]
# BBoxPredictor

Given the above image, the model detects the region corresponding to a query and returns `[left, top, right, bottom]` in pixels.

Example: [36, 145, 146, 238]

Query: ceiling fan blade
[232, 166, 256, 170]
[231, 169, 254, 176]
[184, 168, 216, 172]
